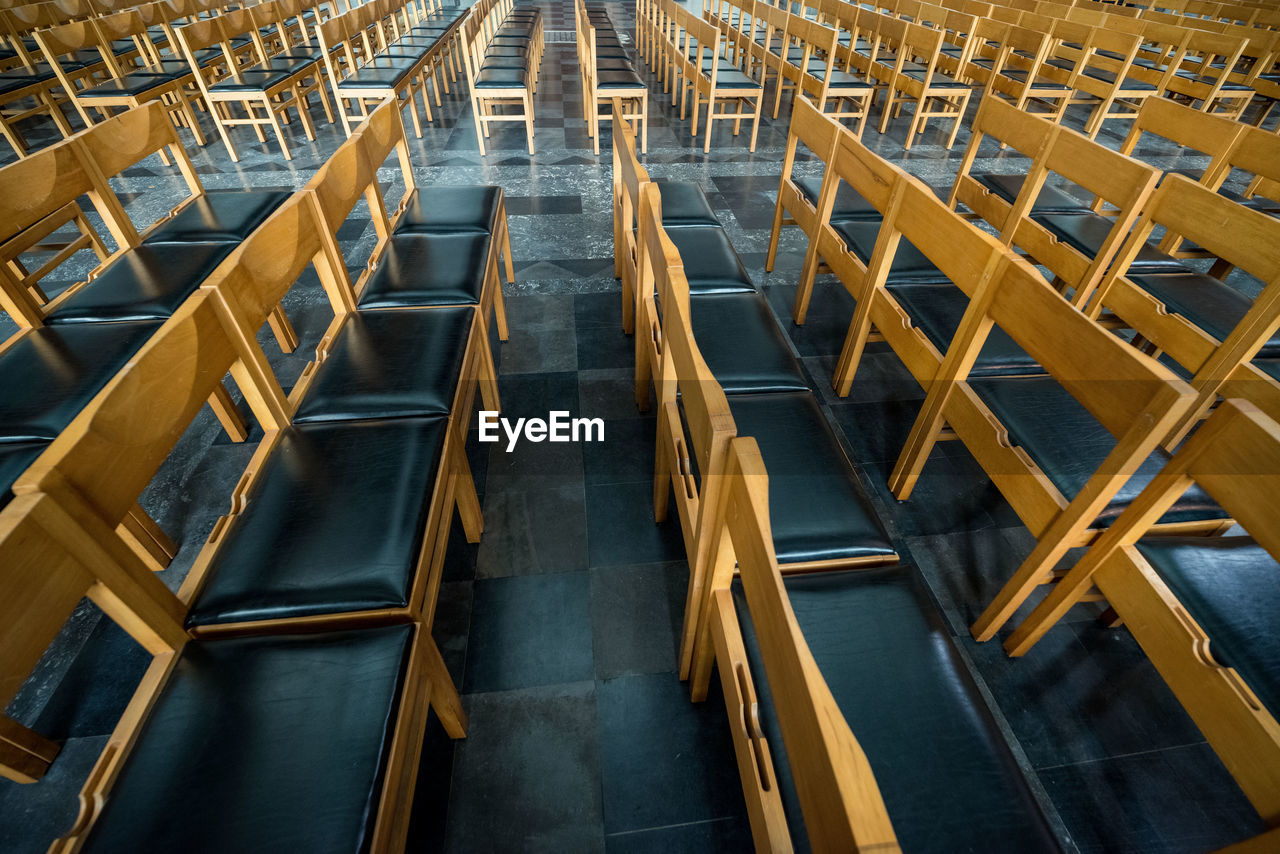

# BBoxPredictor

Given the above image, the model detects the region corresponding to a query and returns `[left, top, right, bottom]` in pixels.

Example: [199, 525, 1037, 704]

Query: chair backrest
[17, 287, 261, 536]
[1223, 122, 1280, 202]
[1117, 95, 1246, 178]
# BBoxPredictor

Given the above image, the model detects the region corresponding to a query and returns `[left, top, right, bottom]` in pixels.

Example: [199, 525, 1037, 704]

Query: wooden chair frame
[1001, 398, 1280, 828]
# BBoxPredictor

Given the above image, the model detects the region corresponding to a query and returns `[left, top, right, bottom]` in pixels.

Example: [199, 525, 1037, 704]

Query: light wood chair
[1001, 398, 1280, 829]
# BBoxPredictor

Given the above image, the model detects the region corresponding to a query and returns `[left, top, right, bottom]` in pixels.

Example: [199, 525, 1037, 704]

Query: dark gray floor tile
[464, 572, 594, 693]
[596, 672, 746, 835]
[590, 561, 687, 679]
[476, 482, 589, 577]
[585, 481, 686, 567]
[583, 416, 657, 486]
[604, 816, 754, 853]
[499, 295, 578, 374]
[1037, 743, 1263, 854]
[446, 682, 605, 854]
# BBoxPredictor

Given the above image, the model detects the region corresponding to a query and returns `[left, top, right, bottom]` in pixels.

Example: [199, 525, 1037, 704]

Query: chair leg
[523, 90, 536, 155]
[267, 304, 299, 354]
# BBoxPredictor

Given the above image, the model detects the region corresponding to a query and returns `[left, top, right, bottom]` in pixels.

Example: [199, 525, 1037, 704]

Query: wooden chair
[1085, 173, 1280, 450]
[0, 8, 78, 157]
[971, 19, 1073, 121]
[785, 13, 874, 134]
[577, 0, 647, 155]
[460, 0, 540, 155]
[39, 10, 208, 140]
[173, 10, 320, 160]
[1039, 20, 1158, 139]
[0, 294, 465, 848]
[877, 211, 1234, 643]
[947, 94, 1161, 308]
[699, 438, 1060, 852]
[869, 16, 972, 149]
[1000, 398, 1280, 829]
[636, 178, 896, 681]
[680, 14, 763, 152]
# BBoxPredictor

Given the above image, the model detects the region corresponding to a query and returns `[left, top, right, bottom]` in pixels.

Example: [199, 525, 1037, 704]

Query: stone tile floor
[1, 0, 1276, 851]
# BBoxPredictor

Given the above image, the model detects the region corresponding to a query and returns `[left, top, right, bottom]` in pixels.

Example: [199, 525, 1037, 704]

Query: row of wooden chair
[763, 94, 1280, 838]
[637, 0, 766, 151]
[612, 111, 1071, 852]
[460, 0, 542, 155]
[314, 0, 466, 139]
[575, 0, 647, 155]
[2, 98, 518, 851]
[0, 0, 325, 157]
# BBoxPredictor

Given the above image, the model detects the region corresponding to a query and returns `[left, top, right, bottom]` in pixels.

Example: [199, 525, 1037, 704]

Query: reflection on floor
[1, 0, 1273, 851]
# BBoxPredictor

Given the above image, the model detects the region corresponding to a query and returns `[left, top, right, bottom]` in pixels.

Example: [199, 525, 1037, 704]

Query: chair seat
[794, 174, 881, 221]
[0, 320, 160, 442]
[968, 375, 1227, 527]
[1135, 536, 1280, 718]
[145, 189, 292, 244]
[974, 173, 1086, 214]
[901, 68, 968, 88]
[0, 71, 54, 95]
[474, 67, 528, 88]
[0, 440, 48, 511]
[809, 65, 869, 88]
[210, 67, 298, 91]
[712, 67, 760, 88]
[1080, 66, 1155, 90]
[726, 392, 895, 564]
[1129, 271, 1280, 359]
[1031, 212, 1184, 273]
[338, 65, 412, 89]
[598, 68, 646, 89]
[292, 307, 473, 423]
[732, 567, 1059, 853]
[395, 185, 502, 235]
[831, 220, 949, 284]
[359, 233, 489, 309]
[666, 226, 756, 295]
[690, 293, 809, 395]
[186, 417, 448, 626]
[80, 625, 416, 852]
[79, 73, 178, 98]
[655, 179, 720, 226]
[887, 282, 1041, 377]
[46, 243, 232, 324]
[997, 69, 1070, 90]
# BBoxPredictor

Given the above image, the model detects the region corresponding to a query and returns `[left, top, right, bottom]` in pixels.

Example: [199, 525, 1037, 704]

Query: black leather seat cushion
[1135, 536, 1280, 718]
[733, 567, 1060, 854]
[46, 243, 232, 324]
[968, 375, 1227, 527]
[81, 625, 415, 853]
[1130, 270, 1280, 359]
[689, 293, 809, 394]
[794, 174, 882, 222]
[475, 67, 528, 88]
[655, 179, 721, 227]
[974, 173, 1087, 214]
[598, 69, 646, 89]
[338, 66, 412, 88]
[712, 68, 760, 88]
[79, 74, 177, 97]
[293, 307, 472, 423]
[832, 220, 949, 284]
[185, 417, 448, 626]
[666, 226, 756, 295]
[394, 185, 502, 235]
[1031, 212, 1184, 273]
[0, 440, 49, 510]
[0, 320, 160, 441]
[358, 233, 488, 309]
[726, 392, 895, 563]
[144, 189, 292, 244]
[210, 67, 299, 91]
[887, 282, 1041, 377]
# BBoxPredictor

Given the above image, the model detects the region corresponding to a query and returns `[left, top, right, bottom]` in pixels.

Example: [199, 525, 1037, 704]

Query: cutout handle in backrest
[16, 290, 244, 528]
[723, 437, 900, 853]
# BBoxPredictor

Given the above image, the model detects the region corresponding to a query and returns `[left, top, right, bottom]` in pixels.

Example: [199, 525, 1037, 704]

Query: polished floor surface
[0, 1, 1274, 851]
